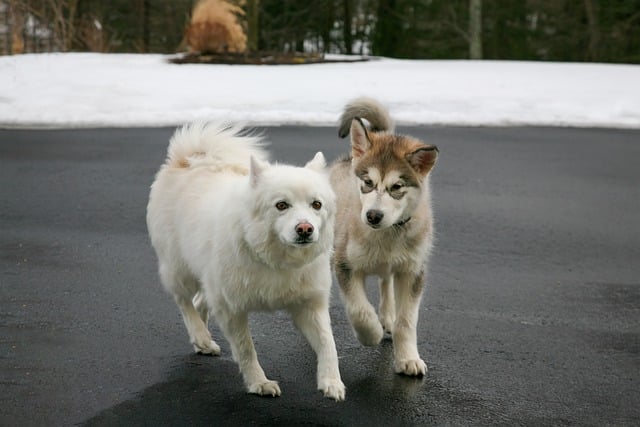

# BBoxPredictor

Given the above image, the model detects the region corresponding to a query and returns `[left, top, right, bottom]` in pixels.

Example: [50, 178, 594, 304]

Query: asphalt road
[1, 126, 639, 426]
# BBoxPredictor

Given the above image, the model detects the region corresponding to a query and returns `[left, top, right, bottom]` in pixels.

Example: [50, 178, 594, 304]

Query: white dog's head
[244, 152, 335, 269]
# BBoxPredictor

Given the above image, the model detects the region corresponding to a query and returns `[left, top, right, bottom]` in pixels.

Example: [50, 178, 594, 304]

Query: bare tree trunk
[320, 0, 334, 54]
[142, 0, 150, 52]
[343, 0, 352, 54]
[373, 0, 399, 56]
[247, 0, 259, 52]
[45, 0, 78, 51]
[583, 0, 600, 61]
[469, 0, 482, 59]
[8, 0, 25, 54]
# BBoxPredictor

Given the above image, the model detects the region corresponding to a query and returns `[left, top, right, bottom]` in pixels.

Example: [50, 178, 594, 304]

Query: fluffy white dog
[146, 122, 345, 400]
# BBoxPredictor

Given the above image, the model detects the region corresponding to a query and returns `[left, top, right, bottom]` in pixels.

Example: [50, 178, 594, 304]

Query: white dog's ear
[305, 151, 326, 171]
[250, 156, 268, 187]
[351, 118, 371, 159]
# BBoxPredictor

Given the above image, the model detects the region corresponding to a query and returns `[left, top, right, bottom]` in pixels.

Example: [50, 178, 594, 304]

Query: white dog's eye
[311, 200, 322, 210]
[390, 183, 403, 191]
[275, 201, 289, 211]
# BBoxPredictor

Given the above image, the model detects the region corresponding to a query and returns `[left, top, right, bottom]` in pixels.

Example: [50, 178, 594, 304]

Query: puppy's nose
[366, 210, 384, 225]
[296, 222, 314, 238]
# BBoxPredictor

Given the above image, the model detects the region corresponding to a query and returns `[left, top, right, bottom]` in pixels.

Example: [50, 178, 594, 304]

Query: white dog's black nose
[296, 222, 314, 238]
[366, 210, 384, 226]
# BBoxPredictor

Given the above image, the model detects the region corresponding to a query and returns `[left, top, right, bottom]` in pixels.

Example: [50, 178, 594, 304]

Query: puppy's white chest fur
[346, 225, 431, 276]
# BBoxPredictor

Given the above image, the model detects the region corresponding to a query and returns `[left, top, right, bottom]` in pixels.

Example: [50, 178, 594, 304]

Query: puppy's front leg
[392, 271, 427, 376]
[216, 308, 281, 397]
[336, 262, 384, 346]
[379, 275, 396, 334]
[291, 299, 345, 401]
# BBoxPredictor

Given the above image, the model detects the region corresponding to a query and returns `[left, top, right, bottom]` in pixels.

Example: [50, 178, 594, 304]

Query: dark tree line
[4, 0, 640, 63]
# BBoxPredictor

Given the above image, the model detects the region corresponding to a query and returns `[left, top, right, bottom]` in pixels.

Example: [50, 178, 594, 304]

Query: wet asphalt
[1, 126, 639, 426]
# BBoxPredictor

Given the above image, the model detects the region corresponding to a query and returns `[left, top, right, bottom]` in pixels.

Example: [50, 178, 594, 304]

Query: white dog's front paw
[394, 358, 427, 376]
[319, 378, 346, 401]
[193, 339, 221, 356]
[248, 380, 281, 397]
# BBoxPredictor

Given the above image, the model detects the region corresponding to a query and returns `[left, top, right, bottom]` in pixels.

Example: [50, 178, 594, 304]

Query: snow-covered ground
[1, 53, 639, 129]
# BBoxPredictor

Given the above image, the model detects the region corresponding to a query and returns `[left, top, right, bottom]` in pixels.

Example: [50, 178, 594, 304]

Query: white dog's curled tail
[165, 121, 268, 170]
[338, 97, 395, 138]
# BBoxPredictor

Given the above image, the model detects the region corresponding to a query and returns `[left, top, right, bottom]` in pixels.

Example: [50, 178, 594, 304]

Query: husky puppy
[147, 122, 345, 400]
[331, 98, 438, 376]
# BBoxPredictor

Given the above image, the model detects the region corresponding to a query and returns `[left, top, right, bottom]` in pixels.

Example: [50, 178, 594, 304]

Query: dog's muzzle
[295, 221, 315, 244]
[365, 209, 384, 228]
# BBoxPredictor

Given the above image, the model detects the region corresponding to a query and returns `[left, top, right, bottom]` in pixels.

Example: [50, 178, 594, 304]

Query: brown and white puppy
[330, 97, 438, 376]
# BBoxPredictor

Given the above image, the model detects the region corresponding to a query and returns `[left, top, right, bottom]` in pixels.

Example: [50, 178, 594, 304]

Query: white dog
[146, 122, 345, 400]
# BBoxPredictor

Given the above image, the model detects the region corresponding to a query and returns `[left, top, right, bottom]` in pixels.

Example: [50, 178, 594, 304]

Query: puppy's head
[246, 153, 335, 268]
[349, 118, 438, 230]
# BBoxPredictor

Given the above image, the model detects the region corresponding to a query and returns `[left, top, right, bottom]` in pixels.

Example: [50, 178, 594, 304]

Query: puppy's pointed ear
[351, 118, 371, 159]
[406, 145, 439, 175]
[250, 156, 268, 187]
[305, 151, 326, 171]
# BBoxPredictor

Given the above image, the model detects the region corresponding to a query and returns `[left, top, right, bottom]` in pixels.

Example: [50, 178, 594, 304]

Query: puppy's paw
[318, 378, 346, 401]
[379, 314, 395, 335]
[355, 323, 383, 346]
[193, 339, 221, 356]
[351, 309, 384, 346]
[394, 358, 427, 377]
[248, 380, 281, 397]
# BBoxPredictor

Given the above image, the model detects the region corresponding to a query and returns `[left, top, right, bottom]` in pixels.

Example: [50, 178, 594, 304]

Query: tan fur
[338, 97, 394, 138]
[186, 0, 247, 53]
[330, 98, 438, 377]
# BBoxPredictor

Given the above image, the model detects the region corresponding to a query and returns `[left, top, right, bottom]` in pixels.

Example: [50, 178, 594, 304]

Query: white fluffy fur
[147, 121, 345, 400]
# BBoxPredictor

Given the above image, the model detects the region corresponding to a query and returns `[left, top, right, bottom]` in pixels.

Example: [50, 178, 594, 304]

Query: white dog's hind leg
[193, 291, 209, 324]
[392, 272, 427, 376]
[378, 275, 396, 334]
[161, 266, 220, 356]
[291, 301, 345, 401]
[190, 290, 220, 355]
[174, 293, 221, 355]
[216, 308, 281, 397]
[340, 271, 383, 346]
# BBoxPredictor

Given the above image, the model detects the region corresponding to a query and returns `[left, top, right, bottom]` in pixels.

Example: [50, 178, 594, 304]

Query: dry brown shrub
[185, 0, 247, 54]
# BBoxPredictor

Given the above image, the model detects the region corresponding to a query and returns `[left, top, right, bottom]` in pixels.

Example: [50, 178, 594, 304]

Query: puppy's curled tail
[338, 97, 395, 138]
[165, 121, 268, 170]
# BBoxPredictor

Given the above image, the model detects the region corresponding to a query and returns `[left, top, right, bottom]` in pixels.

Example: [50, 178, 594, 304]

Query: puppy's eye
[390, 183, 403, 191]
[311, 201, 322, 210]
[363, 178, 374, 188]
[275, 201, 289, 211]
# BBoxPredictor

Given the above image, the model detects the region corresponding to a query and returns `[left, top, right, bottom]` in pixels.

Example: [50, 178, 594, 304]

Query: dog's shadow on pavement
[83, 340, 501, 426]
[82, 348, 404, 427]
[345, 339, 426, 397]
